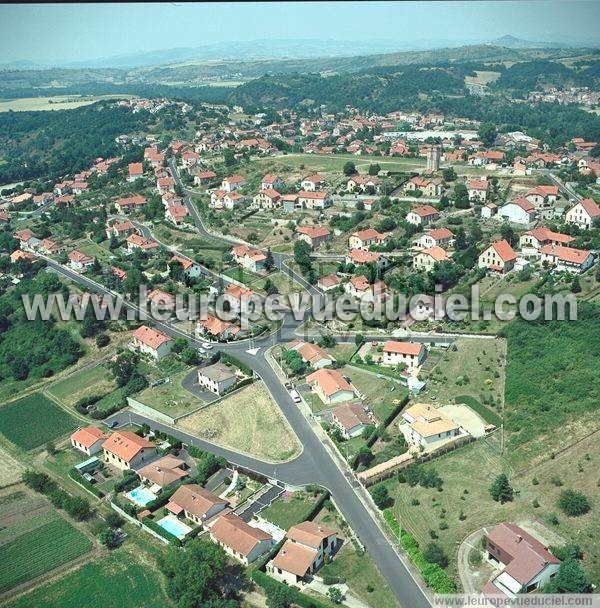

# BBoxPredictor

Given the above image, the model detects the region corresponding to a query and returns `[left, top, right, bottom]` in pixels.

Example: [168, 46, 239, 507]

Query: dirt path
[457, 527, 487, 594]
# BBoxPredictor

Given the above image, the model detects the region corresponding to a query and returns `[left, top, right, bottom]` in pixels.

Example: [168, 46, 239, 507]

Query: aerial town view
[0, 2, 599, 607]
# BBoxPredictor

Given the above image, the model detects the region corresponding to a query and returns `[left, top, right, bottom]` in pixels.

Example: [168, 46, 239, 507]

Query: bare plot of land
[0, 444, 25, 488]
[177, 381, 300, 462]
[0, 95, 135, 112]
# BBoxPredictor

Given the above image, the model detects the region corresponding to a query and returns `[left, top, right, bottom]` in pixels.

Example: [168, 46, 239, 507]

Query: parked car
[290, 389, 301, 404]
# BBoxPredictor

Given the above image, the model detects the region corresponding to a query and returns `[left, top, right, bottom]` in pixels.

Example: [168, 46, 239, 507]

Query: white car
[290, 390, 301, 404]
[203, 343, 213, 350]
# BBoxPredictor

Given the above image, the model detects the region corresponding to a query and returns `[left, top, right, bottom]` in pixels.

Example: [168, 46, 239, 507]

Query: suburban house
[467, 178, 490, 202]
[70, 426, 107, 456]
[296, 225, 331, 249]
[126, 234, 160, 253]
[297, 191, 331, 210]
[565, 198, 600, 230]
[413, 246, 450, 271]
[406, 176, 443, 198]
[317, 274, 342, 291]
[401, 403, 462, 448]
[519, 227, 574, 254]
[193, 170, 217, 186]
[170, 254, 202, 279]
[346, 175, 382, 193]
[196, 315, 241, 341]
[406, 205, 440, 226]
[300, 174, 325, 191]
[286, 340, 335, 369]
[540, 245, 594, 273]
[165, 204, 189, 225]
[306, 368, 356, 405]
[483, 523, 561, 598]
[332, 401, 378, 439]
[268, 521, 338, 587]
[345, 276, 388, 303]
[221, 174, 246, 192]
[102, 430, 157, 471]
[115, 195, 147, 214]
[223, 284, 261, 315]
[414, 227, 453, 249]
[498, 198, 537, 226]
[10, 250, 37, 265]
[197, 362, 238, 395]
[478, 240, 517, 273]
[481, 202, 498, 219]
[261, 174, 285, 190]
[68, 250, 94, 271]
[137, 455, 189, 491]
[348, 228, 388, 250]
[105, 220, 137, 239]
[281, 193, 301, 213]
[166, 484, 229, 527]
[128, 162, 144, 182]
[524, 185, 559, 207]
[253, 189, 281, 209]
[382, 341, 426, 368]
[38, 238, 66, 255]
[346, 248, 389, 270]
[131, 325, 174, 360]
[148, 288, 175, 311]
[232, 245, 267, 273]
[209, 513, 273, 566]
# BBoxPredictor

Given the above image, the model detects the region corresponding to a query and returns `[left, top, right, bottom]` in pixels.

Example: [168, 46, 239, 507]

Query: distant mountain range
[2, 35, 598, 71]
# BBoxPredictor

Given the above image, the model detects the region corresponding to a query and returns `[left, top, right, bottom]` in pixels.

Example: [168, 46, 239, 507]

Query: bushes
[113, 470, 139, 494]
[558, 490, 591, 517]
[68, 468, 104, 498]
[383, 510, 456, 593]
[218, 352, 252, 377]
[252, 569, 330, 608]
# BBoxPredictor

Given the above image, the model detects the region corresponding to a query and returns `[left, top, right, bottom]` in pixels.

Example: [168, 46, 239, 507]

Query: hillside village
[0, 64, 599, 608]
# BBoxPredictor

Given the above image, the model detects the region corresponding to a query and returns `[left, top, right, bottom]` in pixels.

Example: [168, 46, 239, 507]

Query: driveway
[181, 369, 218, 403]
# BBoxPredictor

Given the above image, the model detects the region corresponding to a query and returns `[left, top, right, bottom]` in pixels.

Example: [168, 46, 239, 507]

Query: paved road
[537, 168, 581, 203]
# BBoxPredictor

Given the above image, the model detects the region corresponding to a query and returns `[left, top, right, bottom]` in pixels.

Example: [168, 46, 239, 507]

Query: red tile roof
[71, 426, 106, 449]
[103, 430, 154, 462]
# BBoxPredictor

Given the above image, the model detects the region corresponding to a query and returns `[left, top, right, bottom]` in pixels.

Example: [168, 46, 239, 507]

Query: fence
[109, 501, 171, 545]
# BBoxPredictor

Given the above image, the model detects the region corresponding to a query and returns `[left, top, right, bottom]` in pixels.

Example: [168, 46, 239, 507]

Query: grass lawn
[260, 491, 320, 530]
[178, 381, 300, 462]
[0, 517, 92, 592]
[46, 364, 115, 408]
[421, 338, 505, 422]
[4, 550, 172, 608]
[0, 393, 78, 450]
[134, 369, 204, 418]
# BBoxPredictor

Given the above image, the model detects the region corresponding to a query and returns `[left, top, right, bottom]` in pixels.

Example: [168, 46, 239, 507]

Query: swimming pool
[126, 485, 157, 506]
[157, 515, 193, 539]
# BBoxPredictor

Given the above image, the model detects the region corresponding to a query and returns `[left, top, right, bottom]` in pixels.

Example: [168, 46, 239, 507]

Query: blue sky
[2, 1, 599, 63]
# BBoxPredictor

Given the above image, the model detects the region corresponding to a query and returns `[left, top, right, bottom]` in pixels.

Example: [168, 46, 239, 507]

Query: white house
[414, 227, 453, 249]
[406, 205, 440, 226]
[197, 362, 238, 395]
[306, 368, 356, 405]
[540, 245, 594, 273]
[102, 430, 157, 471]
[498, 198, 537, 226]
[70, 427, 107, 456]
[478, 240, 517, 274]
[565, 198, 600, 230]
[382, 341, 426, 368]
[332, 401, 378, 439]
[209, 513, 273, 566]
[401, 403, 462, 448]
[131, 325, 174, 360]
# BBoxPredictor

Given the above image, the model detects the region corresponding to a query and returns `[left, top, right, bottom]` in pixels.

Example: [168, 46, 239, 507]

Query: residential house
[524, 185, 559, 208]
[281, 194, 301, 213]
[332, 401, 378, 439]
[209, 513, 273, 565]
[478, 240, 517, 273]
[406, 205, 440, 226]
[13, 229, 37, 249]
[406, 176, 443, 198]
[401, 403, 462, 448]
[223, 283, 261, 315]
[483, 523, 561, 598]
[253, 189, 281, 210]
[165, 204, 189, 225]
[413, 246, 450, 271]
[297, 190, 330, 210]
[296, 225, 330, 249]
[317, 274, 342, 292]
[193, 170, 217, 186]
[105, 220, 137, 240]
[286, 340, 335, 369]
[166, 484, 229, 527]
[115, 195, 147, 214]
[346, 248, 389, 270]
[519, 227, 574, 254]
[300, 174, 325, 191]
[268, 521, 338, 587]
[306, 368, 356, 405]
[345, 276, 388, 303]
[137, 455, 189, 491]
[70, 427, 107, 456]
[170, 254, 202, 279]
[540, 245, 594, 273]
[348, 228, 388, 251]
[261, 174, 285, 190]
[197, 362, 238, 395]
[126, 234, 160, 253]
[221, 174, 246, 192]
[38, 238, 66, 255]
[467, 178, 490, 202]
[102, 430, 157, 471]
[565, 198, 600, 230]
[414, 227, 453, 249]
[148, 288, 175, 311]
[128, 162, 144, 182]
[131, 325, 174, 360]
[382, 341, 426, 368]
[68, 250, 94, 271]
[498, 198, 537, 226]
[481, 202, 498, 219]
[346, 175, 381, 193]
[156, 177, 175, 195]
[196, 315, 241, 341]
[10, 250, 37, 264]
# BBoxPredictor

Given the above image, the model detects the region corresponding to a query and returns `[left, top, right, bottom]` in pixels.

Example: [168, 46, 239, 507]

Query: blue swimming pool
[126, 485, 157, 506]
[157, 515, 192, 539]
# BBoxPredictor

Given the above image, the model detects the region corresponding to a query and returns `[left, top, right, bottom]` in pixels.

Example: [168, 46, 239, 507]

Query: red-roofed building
[115, 195, 147, 214]
[540, 245, 594, 273]
[261, 174, 285, 190]
[71, 426, 107, 456]
[193, 169, 217, 187]
[499, 198, 537, 225]
[467, 178, 490, 202]
[306, 368, 356, 405]
[519, 227, 574, 253]
[128, 162, 144, 182]
[296, 225, 330, 249]
[105, 220, 136, 239]
[132, 325, 174, 360]
[565, 198, 600, 230]
[524, 185, 559, 208]
[209, 513, 273, 565]
[102, 430, 156, 471]
[406, 176, 443, 198]
[253, 188, 281, 210]
[297, 190, 331, 210]
[414, 227, 454, 249]
[406, 205, 440, 226]
[348, 228, 388, 251]
[68, 250, 94, 271]
[413, 246, 450, 271]
[345, 248, 389, 270]
[300, 174, 325, 191]
[382, 341, 426, 368]
[221, 174, 246, 192]
[231, 245, 267, 273]
[223, 284, 261, 315]
[478, 240, 517, 273]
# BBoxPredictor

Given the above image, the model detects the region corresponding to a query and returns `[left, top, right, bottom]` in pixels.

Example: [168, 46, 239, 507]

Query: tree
[328, 587, 343, 604]
[264, 278, 277, 296]
[500, 222, 517, 247]
[180, 347, 198, 365]
[368, 163, 381, 176]
[558, 489, 591, 516]
[264, 247, 274, 271]
[354, 333, 364, 346]
[265, 583, 294, 608]
[371, 484, 391, 509]
[478, 122, 498, 147]
[442, 167, 457, 181]
[453, 183, 470, 209]
[489, 473, 514, 503]
[45, 441, 56, 455]
[95, 333, 110, 348]
[571, 276, 582, 293]
[223, 149, 235, 166]
[424, 543, 449, 568]
[343, 161, 357, 176]
[98, 526, 120, 549]
[545, 558, 591, 593]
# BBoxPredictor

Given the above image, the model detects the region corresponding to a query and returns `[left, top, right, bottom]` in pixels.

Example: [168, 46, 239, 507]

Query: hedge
[68, 468, 104, 498]
[142, 516, 181, 546]
[219, 352, 253, 377]
[144, 481, 185, 512]
[251, 570, 331, 608]
[454, 395, 502, 427]
[383, 510, 456, 593]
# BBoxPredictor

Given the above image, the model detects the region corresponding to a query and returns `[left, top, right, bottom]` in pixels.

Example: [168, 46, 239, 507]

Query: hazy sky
[2, 1, 600, 63]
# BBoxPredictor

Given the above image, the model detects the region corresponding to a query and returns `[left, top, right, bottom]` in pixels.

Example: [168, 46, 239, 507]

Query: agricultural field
[0, 94, 135, 113]
[464, 70, 501, 85]
[0, 442, 25, 488]
[4, 551, 172, 608]
[260, 490, 321, 530]
[0, 393, 78, 450]
[47, 364, 115, 409]
[178, 381, 300, 462]
[421, 338, 505, 425]
[0, 496, 93, 593]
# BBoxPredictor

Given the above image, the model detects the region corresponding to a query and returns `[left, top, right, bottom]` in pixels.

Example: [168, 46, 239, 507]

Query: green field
[47, 365, 115, 408]
[0, 517, 92, 592]
[0, 393, 78, 450]
[5, 551, 172, 608]
[260, 491, 320, 530]
[134, 369, 203, 418]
